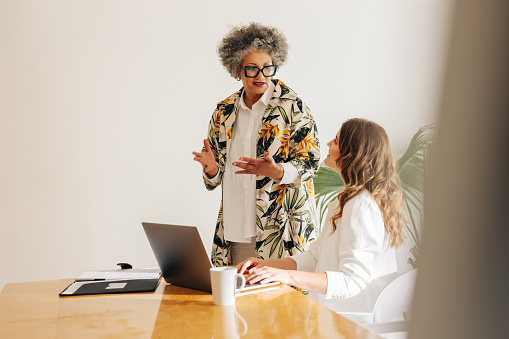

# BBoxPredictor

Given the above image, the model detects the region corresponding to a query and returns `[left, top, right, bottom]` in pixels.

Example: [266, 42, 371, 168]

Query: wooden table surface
[0, 279, 382, 338]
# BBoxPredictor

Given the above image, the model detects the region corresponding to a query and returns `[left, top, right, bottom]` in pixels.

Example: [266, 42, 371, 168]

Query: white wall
[0, 0, 451, 291]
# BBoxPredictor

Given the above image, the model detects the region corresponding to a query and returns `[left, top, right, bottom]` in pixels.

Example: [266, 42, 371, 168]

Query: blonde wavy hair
[330, 118, 406, 248]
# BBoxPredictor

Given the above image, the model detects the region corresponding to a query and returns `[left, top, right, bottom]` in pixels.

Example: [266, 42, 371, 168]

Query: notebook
[60, 278, 160, 296]
[142, 222, 281, 294]
[59, 268, 163, 296]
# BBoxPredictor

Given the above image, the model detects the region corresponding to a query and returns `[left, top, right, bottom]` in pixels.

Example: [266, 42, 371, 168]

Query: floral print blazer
[204, 79, 320, 266]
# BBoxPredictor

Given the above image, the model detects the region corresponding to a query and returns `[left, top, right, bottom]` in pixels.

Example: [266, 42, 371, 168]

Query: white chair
[362, 269, 418, 338]
[372, 268, 417, 322]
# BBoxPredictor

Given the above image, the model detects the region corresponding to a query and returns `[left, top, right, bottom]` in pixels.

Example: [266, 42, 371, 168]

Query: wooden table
[0, 279, 382, 338]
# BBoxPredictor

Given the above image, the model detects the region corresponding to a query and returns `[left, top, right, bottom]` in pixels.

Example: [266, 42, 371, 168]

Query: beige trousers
[230, 237, 256, 265]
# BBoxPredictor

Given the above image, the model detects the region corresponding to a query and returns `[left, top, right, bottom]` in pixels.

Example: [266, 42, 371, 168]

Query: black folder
[59, 278, 161, 297]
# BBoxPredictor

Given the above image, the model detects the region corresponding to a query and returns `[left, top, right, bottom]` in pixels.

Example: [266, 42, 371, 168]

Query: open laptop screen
[142, 222, 213, 292]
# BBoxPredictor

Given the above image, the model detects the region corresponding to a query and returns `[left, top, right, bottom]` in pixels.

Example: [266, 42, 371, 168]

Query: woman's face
[324, 129, 341, 172]
[238, 50, 274, 101]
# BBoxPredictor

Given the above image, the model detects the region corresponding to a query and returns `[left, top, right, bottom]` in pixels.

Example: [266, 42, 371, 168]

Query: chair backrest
[372, 269, 418, 323]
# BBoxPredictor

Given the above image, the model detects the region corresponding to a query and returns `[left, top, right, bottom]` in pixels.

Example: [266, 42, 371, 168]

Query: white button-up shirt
[291, 190, 397, 299]
[205, 81, 299, 243]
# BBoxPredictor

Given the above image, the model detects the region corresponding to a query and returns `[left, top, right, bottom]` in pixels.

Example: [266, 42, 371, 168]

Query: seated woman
[237, 118, 405, 303]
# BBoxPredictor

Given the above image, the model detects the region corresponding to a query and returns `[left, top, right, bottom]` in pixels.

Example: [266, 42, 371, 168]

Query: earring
[236, 77, 241, 81]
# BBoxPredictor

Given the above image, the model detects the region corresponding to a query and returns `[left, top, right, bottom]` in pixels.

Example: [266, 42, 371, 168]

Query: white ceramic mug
[210, 267, 246, 306]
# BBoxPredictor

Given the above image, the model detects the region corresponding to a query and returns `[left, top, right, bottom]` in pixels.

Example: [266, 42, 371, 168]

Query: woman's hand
[237, 257, 290, 285]
[237, 257, 327, 292]
[246, 266, 293, 285]
[236, 257, 266, 275]
[233, 152, 284, 180]
[192, 139, 219, 178]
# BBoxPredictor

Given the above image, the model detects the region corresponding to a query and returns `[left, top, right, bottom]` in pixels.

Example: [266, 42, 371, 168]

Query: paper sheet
[75, 268, 161, 281]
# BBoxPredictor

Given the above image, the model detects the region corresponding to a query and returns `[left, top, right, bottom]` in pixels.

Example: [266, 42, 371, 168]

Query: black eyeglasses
[241, 65, 277, 78]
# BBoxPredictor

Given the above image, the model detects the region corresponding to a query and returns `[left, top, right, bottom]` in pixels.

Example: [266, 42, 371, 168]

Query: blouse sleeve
[324, 196, 386, 299]
[202, 107, 224, 191]
[286, 99, 320, 189]
[277, 163, 300, 185]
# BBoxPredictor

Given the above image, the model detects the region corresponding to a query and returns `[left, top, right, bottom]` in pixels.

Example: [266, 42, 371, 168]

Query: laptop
[142, 222, 281, 294]
[142, 222, 214, 292]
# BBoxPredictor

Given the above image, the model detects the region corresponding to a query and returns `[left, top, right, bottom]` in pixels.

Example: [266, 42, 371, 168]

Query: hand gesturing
[233, 152, 284, 180]
[192, 139, 218, 178]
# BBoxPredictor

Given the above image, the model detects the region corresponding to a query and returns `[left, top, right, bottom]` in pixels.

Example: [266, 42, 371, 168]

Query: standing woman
[238, 118, 406, 303]
[193, 23, 320, 266]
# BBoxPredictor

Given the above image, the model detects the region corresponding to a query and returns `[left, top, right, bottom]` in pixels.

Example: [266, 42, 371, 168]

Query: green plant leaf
[313, 164, 345, 198]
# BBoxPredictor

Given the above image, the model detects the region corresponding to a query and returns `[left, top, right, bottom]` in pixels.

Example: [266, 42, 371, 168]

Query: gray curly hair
[218, 22, 288, 79]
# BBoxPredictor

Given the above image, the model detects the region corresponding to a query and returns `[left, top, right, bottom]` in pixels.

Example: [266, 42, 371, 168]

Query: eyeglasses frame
[241, 65, 278, 78]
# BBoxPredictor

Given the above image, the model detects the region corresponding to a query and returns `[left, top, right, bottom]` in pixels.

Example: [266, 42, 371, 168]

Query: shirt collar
[239, 80, 275, 110]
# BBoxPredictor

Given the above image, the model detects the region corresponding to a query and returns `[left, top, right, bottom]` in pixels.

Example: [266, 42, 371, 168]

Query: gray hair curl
[218, 22, 288, 78]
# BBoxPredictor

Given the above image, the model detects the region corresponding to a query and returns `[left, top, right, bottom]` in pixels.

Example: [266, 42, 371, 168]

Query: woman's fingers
[233, 157, 261, 174]
[233, 158, 253, 174]
[193, 140, 213, 163]
[237, 257, 259, 274]
[246, 272, 263, 284]
[232, 162, 250, 170]
[192, 151, 208, 165]
[232, 155, 277, 176]
[203, 139, 212, 153]
[233, 158, 253, 167]
[236, 259, 251, 274]
[247, 267, 278, 284]
[193, 140, 217, 168]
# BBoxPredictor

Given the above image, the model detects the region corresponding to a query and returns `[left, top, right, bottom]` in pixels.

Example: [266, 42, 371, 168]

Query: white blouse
[291, 190, 397, 300]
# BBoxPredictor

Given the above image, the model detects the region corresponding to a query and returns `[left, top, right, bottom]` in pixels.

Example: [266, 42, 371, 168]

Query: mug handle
[234, 309, 248, 336]
[233, 274, 246, 297]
